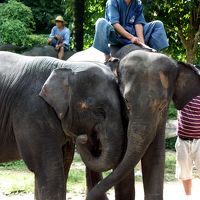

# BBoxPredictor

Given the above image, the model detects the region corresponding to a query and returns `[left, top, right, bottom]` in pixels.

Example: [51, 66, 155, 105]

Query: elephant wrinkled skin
[87, 49, 200, 200]
[0, 51, 126, 200]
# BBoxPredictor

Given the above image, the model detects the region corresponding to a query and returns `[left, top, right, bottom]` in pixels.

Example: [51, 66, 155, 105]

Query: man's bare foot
[104, 54, 120, 63]
[105, 54, 112, 62]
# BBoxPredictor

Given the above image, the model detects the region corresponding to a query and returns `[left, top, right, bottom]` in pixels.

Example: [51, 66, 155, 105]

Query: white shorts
[175, 137, 200, 180]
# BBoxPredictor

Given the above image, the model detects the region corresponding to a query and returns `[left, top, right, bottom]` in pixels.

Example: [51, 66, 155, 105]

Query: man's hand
[130, 36, 141, 45]
[55, 44, 60, 50]
[54, 35, 62, 41]
[47, 38, 52, 44]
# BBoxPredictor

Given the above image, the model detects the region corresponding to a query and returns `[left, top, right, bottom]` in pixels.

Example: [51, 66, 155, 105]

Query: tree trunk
[186, 46, 196, 63]
[74, 0, 85, 51]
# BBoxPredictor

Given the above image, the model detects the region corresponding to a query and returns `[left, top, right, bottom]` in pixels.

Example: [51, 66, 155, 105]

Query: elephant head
[86, 50, 200, 199]
[39, 61, 126, 172]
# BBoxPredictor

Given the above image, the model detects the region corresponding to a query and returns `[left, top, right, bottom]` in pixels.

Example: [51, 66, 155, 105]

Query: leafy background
[0, 0, 199, 63]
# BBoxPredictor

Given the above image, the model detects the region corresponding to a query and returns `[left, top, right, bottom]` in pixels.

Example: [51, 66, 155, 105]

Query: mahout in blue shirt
[106, 0, 146, 43]
[49, 26, 70, 47]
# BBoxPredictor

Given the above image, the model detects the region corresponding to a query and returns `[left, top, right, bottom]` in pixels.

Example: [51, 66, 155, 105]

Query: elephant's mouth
[76, 127, 102, 158]
[76, 122, 122, 172]
[89, 129, 102, 157]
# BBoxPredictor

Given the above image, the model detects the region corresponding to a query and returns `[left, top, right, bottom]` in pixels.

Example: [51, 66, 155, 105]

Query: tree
[66, 0, 106, 51]
[0, 0, 34, 46]
[73, 0, 85, 51]
[20, 0, 66, 33]
[84, 0, 106, 48]
[143, 0, 200, 63]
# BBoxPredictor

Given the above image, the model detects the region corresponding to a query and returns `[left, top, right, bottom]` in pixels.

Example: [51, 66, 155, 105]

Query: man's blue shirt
[49, 26, 70, 46]
[105, 0, 146, 43]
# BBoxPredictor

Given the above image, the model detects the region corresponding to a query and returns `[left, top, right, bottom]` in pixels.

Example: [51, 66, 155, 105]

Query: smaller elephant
[0, 44, 26, 53]
[86, 50, 200, 200]
[22, 45, 75, 60]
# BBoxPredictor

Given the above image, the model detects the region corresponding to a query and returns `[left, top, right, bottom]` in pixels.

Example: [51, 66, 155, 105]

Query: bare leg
[105, 54, 111, 62]
[182, 179, 192, 195]
[58, 47, 65, 60]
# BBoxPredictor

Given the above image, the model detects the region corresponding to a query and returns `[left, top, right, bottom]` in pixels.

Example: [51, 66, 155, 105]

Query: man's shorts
[50, 38, 69, 52]
[175, 137, 200, 180]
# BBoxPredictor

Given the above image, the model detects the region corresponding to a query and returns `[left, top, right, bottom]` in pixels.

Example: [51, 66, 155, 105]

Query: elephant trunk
[76, 123, 124, 172]
[86, 122, 156, 199]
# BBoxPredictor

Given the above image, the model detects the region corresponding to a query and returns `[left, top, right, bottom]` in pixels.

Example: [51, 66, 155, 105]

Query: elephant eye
[93, 108, 106, 119]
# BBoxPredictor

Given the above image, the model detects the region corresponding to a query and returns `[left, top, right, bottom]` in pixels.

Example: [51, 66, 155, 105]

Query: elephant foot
[145, 194, 163, 200]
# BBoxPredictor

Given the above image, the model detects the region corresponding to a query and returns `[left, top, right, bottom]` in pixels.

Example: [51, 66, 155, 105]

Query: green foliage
[83, 0, 106, 49]
[20, 0, 66, 33]
[0, 0, 39, 46]
[65, 0, 106, 49]
[0, 160, 26, 171]
[0, 19, 30, 46]
[164, 151, 176, 181]
[26, 34, 48, 47]
[165, 137, 176, 151]
[168, 102, 177, 119]
[0, 0, 35, 31]
[143, 0, 200, 62]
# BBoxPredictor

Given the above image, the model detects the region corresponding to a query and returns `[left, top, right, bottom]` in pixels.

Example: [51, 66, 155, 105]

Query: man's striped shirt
[177, 95, 200, 139]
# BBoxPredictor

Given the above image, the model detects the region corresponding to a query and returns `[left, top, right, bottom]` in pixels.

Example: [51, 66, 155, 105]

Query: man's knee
[153, 20, 164, 28]
[95, 18, 110, 29]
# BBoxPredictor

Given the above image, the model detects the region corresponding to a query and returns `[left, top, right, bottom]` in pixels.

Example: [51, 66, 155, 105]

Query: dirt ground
[0, 179, 199, 200]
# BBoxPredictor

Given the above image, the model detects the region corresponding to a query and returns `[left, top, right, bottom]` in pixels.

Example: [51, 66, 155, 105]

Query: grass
[165, 151, 176, 182]
[168, 102, 177, 120]
[0, 151, 178, 196]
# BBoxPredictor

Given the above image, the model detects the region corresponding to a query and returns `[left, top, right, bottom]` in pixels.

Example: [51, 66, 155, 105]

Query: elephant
[22, 45, 75, 60]
[0, 44, 26, 53]
[86, 48, 200, 200]
[0, 44, 75, 60]
[0, 51, 126, 200]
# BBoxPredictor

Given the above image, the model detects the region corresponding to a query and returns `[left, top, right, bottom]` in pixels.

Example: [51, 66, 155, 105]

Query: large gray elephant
[0, 51, 126, 200]
[86, 49, 200, 200]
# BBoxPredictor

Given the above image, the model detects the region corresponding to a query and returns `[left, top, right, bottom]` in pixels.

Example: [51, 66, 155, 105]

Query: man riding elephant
[93, 0, 169, 61]
[48, 16, 70, 60]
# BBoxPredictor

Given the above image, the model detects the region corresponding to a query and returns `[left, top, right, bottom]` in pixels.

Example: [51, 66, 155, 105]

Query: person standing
[48, 16, 70, 60]
[176, 95, 200, 200]
[93, 0, 169, 61]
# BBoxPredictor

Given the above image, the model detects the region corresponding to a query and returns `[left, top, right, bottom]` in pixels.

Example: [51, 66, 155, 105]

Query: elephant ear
[39, 68, 72, 120]
[173, 62, 200, 110]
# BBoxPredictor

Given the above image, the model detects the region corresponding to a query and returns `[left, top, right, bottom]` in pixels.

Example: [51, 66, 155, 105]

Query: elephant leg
[86, 167, 108, 200]
[62, 139, 75, 194]
[14, 129, 66, 200]
[34, 154, 66, 200]
[34, 177, 40, 200]
[33, 140, 74, 200]
[114, 170, 135, 200]
[141, 120, 166, 200]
